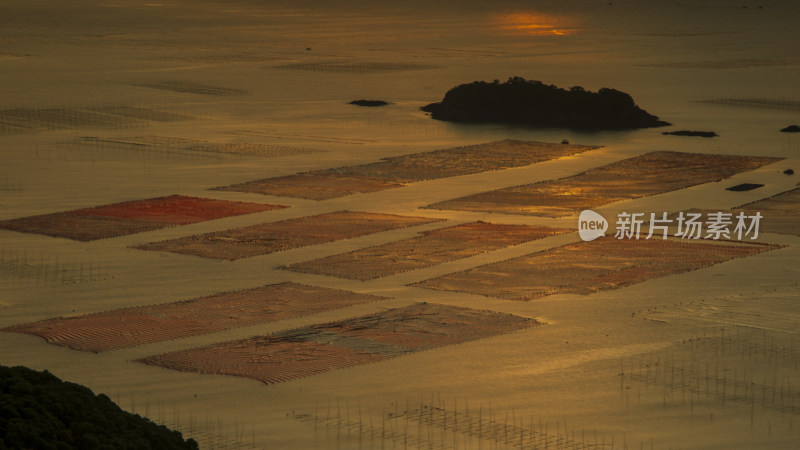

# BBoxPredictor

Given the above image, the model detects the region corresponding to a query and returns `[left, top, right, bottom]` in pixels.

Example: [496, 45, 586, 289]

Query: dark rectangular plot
[425, 151, 783, 218]
[136, 303, 539, 385]
[214, 140, 598, 200]
[283, 222, 569, 280]
[412, 238, 783, 301]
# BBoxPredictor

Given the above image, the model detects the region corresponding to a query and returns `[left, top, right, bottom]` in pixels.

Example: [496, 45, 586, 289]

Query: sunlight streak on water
[495, 12, 580, 36]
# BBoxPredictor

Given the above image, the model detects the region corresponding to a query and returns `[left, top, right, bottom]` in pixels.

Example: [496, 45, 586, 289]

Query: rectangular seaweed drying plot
[732, 187, 800, 236]
[412, 238, 783, 301]
[134, 210, 443, 260]
[136, 302, 539, 385]
[282, 222, 571, 280]
[214, 173, 405, 201]
[213, 140, 599, 200]
[425, 151, 783, 218]
[665, 187, 800, 238]
[0, 195, 286, 241]
[0, 282, 386, 352]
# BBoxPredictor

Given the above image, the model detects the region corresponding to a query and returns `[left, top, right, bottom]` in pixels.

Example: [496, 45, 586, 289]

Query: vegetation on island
[0, 364, 198, 450]
[779, 125, 800, 132]
[421, 77, 670, 130]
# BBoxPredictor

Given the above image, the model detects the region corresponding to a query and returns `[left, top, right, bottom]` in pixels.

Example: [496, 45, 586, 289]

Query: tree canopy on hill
[421, 77, 670, 130]
[0, 365, 198, 450]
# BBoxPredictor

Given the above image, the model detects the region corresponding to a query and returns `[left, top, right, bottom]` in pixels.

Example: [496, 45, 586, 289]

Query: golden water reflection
[496, 12, 579, 36]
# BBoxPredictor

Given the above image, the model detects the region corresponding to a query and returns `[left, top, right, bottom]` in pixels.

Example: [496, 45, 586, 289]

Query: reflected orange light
[496, 12, 578, 36]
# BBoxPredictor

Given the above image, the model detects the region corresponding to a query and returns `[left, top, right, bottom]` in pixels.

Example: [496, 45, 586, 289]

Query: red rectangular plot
[83, 194, 282, 224]
[1, 282, 385, 352]
[0, 195, 285, 241]
[135, 210, 443, 260]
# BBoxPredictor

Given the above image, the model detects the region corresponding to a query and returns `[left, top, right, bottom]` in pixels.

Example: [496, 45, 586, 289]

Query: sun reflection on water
[496, 12, 579, 36]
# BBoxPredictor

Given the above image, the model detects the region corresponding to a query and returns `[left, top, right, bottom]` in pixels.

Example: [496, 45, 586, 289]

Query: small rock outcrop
[349, 100, 389, 107]
[662, 130, 718, 137]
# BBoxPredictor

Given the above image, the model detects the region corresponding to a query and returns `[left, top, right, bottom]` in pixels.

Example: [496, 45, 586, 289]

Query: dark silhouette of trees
[0, 365, 198, 450]
[421, 77, 669, 130]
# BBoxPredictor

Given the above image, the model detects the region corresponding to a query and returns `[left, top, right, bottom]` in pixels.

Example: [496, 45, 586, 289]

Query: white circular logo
[578, 210, 608, 241]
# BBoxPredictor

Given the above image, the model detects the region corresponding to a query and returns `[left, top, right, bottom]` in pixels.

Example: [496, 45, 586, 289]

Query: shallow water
[1, 0, 800, 449]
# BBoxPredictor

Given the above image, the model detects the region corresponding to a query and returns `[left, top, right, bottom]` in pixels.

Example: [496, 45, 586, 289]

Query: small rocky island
[663, 130, 718, 137]
[349, 100, 389, 107]
[421, 77, 670, 130]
